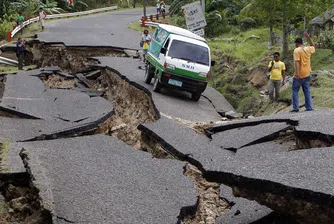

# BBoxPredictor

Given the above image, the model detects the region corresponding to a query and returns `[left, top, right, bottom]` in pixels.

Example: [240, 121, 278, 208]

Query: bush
[318, 30, 334, 49]
[231, 26, 241, 35]
[205, 10, 228, 37]
[0, 14, 18, 40]
[239, 17, 257, 30]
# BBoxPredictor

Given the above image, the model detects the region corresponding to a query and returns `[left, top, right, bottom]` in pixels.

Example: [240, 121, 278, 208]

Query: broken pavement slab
[2, 70, 113, 124]
[15, 135, 197, 224]
[0, 116, 68, 142]
[217, 185, 274, 224]
[210, 122, 291, 151]
[205, 148, 334, 224]
[138, 116, 234, 171]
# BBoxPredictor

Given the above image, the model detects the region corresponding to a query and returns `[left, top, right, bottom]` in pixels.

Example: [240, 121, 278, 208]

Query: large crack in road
[0, 41, 231, 223]
[1, 41, 334, 223]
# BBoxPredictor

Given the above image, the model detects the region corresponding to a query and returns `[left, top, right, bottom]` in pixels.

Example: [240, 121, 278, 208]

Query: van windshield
[167, 40, 209, 66]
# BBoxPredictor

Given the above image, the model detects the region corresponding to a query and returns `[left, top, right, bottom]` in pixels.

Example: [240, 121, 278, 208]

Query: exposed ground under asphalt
[0, 41, 333, 223]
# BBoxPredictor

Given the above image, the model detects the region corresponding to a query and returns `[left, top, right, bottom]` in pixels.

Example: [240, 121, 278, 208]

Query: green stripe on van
[147, 54, 207, 81]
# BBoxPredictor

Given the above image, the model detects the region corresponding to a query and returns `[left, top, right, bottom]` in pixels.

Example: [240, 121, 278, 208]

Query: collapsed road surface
[1, 7, 334, 224]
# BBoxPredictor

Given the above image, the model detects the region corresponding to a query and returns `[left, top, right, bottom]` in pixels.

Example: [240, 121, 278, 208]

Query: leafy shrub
[319, 30, 334, 49]
[0, 17, 17, 40]
[239, 17, 257, 30]
[231, 26, 241, 35]
[205, 10, 228, 37]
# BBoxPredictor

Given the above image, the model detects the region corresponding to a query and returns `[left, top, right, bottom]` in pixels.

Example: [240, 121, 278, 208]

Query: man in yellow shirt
[268, 52, 286, 103]
[291, 32, 315, 112]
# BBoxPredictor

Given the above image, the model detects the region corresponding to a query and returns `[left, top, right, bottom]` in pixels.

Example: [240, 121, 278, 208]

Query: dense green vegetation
[167, 0, 334, 115]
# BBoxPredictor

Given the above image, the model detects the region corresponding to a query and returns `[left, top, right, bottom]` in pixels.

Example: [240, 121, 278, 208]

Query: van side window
[163, 39, 170, 49]
[153, 28, 160, 39]
[155, 29, 168, 43]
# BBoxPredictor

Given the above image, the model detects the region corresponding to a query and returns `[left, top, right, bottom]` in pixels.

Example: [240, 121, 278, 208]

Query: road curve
[38, 7, 157, 49]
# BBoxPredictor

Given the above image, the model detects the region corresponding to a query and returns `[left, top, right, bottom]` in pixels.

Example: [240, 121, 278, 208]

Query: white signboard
[192, 28, 205, 37]
[182, 1, 207, 31]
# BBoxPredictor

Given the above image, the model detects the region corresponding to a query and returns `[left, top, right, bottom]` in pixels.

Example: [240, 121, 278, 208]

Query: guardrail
[141, 20, 169, 28]
[8, 6, 118, 42]
[0, 56, 18, 66]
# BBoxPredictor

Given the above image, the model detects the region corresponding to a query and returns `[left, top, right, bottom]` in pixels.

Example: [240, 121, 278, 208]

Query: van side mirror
[211, 60, 216, 67]
[160, 48, 167, 55]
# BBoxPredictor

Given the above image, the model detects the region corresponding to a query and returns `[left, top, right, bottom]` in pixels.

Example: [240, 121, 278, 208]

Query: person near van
[141, 30, 151, 62]
[17, 13, 24, 35]
[267, 52, 286, 103]
[16, 38, 25, 70]
[39, 7, 47, 31]
[291, 32, 315, 112]
[160, 2, 166, 15]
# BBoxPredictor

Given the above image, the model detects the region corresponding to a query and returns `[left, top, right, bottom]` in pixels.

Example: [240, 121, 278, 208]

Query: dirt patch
[248, 66, 268, 89]
[233, 186, 332, 224]
[40, 74, 74, 89]
[140, 133, 176, 159]
[0, 184, 52, 224]
[161, 113, 214, 135]
[182, 164, 229, 224]
[29, 42, 126, 72]
[94, 68, 159, 149]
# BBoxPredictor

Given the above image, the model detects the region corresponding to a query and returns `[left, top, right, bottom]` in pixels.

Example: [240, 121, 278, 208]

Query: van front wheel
[191, 92, 201, 101]
[153, 75, 162, 93]
[144, 63, 154, 84]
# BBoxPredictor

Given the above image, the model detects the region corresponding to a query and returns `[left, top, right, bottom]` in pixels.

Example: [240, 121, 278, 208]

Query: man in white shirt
[39, 7, 47, 31]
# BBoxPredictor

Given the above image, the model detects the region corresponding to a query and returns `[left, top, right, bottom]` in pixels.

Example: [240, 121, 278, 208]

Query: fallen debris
[40, 74, 74, 89]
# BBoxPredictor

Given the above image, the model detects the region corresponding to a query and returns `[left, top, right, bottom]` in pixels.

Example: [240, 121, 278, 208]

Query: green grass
[0, 141, 10, 172]
[311, 49, 334, 71]
[0, 65, 37, 75]
[208, 28, 277, 65]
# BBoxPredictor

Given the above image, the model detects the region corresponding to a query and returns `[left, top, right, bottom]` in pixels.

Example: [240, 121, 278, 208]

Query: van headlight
[199, 72, 207, 77]
[166, 63, 175, 70]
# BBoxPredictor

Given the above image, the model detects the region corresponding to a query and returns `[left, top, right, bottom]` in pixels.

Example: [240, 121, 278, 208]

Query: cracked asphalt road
[2, 6, 334, 224]
[38, 8, 157, 49]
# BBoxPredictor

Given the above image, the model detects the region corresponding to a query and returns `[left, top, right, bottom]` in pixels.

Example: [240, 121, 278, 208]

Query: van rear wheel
[144, 63, 154, 84]
[153, 75, 162, 93]
[191, 92, 201, 101]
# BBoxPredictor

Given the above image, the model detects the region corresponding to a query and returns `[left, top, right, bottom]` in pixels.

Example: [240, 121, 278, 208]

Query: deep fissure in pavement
[0, 144, 52, 223]
[28, 41, 128, 72]
[183, 164, 229, 224]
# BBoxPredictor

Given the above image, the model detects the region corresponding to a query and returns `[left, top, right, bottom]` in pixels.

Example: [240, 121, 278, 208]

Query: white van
[144, 24, 215, 101]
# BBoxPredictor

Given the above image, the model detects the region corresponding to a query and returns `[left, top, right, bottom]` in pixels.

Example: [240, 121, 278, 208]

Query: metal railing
[10, 6, 118, 39]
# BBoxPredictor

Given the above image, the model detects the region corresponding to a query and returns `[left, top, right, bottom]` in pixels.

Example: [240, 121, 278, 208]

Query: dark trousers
[18, 54, 24, 70]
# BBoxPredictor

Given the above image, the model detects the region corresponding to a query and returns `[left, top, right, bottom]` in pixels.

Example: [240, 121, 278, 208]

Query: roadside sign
[192, 28, 205, 37]
[181, 1, 207, 31]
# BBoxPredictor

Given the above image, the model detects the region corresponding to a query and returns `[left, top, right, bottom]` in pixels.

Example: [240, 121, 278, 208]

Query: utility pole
[28, 0, 31, 18]
[143, 0, 147, 17]
[201, 0, 205, 13]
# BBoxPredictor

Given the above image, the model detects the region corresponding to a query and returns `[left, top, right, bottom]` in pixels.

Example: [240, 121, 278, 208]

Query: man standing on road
[39, 7, 47, 31]
[267, 52, 286, 103]
[291, 32, 315, 112]
[16, 38, 25, 70]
